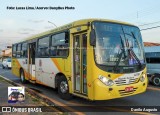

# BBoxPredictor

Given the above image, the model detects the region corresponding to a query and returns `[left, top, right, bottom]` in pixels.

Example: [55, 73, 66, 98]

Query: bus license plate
[125, 86, 134, 92]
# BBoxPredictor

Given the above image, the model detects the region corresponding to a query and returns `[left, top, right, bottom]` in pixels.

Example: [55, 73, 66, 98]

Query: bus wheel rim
[60, 81, 68, 93]
[153, 77, 160, 85]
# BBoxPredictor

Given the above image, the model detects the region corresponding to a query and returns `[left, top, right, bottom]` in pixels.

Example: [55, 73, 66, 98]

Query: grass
[32, 98, 39, 102]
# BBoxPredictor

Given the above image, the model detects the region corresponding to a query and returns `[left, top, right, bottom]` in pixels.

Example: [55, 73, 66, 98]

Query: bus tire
[20, 69, 27, 84]
[57, 75, 72, 100]
[152, 75, 160, 86]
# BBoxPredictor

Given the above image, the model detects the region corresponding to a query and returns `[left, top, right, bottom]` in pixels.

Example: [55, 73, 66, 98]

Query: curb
[0, 75, 83, 115]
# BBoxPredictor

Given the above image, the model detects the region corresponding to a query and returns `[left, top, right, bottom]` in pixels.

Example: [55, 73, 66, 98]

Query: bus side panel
[12, 58, 29, 80]
[34, 58, 71, 88]
[36, 58, 63, 88]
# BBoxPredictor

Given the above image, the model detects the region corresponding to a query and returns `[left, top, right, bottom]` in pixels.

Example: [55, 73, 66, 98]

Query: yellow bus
[12, 19, 148, 100]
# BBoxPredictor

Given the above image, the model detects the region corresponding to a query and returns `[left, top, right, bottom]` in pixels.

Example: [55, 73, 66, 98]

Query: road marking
[147, 87, 160, 91]
[66, 101, 157, 115]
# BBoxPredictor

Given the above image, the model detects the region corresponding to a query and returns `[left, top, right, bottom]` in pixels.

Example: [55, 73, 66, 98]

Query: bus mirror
[90, 30, 96, 46]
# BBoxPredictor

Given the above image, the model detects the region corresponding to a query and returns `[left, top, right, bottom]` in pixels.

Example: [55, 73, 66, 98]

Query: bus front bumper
[92, 78, 148, 100]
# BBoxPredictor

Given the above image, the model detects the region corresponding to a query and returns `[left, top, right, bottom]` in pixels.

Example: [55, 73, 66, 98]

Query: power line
[116, 6, 160, 21]
[139, 21, 160, 26]
[140, 25, 160, 31]
[115, 5, 160, 26]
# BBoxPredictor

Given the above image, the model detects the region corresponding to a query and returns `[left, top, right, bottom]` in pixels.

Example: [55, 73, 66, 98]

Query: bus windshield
[93, 22, 145, 67]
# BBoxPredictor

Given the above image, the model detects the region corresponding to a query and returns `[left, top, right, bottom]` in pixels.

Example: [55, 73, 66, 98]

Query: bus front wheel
[20, 69, 27, 84]
[57, 75, 72, 100]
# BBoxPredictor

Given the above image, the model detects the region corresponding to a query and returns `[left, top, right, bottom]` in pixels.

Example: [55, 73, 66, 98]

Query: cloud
[0, 29, 3, 32]
[44, 26, 53, 29]
[141, 28, 160, 43]
[18, 32, 30, 35]
[18, 28, 35, 35]
[28, 19, 44, 23]
[20, 28, 35, 32]
[0, 19, 16, 27]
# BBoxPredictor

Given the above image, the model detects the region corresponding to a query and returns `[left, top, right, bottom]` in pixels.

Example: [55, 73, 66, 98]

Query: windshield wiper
[130, 32, 142, 68]
[121, 29, 142, 68]
[129, 48, 142, 68]
[113, 35, 126, 71]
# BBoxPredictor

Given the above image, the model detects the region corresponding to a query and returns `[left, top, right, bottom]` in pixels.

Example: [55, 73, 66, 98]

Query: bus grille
[114, 78, 139, 86]
[119, 88, 137, 96]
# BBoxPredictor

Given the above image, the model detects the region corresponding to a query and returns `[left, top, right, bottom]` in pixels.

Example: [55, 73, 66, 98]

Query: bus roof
[144, 46, 160, 53]
[14, 18, 135, 43]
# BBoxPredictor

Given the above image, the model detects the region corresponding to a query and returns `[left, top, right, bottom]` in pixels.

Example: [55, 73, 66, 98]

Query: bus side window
[38, 36, 50, 57]
[145, 52, 160, 63]
[22, 43, 28, 58]
[51, 32, 69, 57]
[50, 47, 57, 56]
[12, 45, 17, 57]
[17, 44, 22, 58]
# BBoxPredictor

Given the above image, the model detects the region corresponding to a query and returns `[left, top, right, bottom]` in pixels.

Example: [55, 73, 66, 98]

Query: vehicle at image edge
[2, 58, 12, 69]
[145, 46, 160, 86]
[11, 19, 148, 100]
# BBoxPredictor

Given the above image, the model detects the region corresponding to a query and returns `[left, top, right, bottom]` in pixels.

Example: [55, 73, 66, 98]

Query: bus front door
[73, 33, 87, 95]
[28, 42, 36, 81]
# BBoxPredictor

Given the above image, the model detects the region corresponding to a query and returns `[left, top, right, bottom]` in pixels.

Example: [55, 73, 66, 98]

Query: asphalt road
[0, 64, 160, 115]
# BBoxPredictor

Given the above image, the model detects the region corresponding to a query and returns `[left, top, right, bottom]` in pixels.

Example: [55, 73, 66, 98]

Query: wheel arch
[55, 72, 67, 88]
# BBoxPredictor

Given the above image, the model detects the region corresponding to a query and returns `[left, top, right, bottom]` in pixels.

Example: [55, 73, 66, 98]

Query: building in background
[144, 42, 160, 47]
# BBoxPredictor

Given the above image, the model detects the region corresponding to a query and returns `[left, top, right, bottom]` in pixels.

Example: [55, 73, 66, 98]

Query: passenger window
[38, 36, 50, 57]
[17, 44, 21, 58]
[22, 43, 28, 58]
[145, 52, 160, 63]
[51, 32, 69, 57]
[12, 45, 17, 57]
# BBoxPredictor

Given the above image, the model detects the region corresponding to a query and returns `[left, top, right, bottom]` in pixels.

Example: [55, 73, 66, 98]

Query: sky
[0, 0, 160, 50]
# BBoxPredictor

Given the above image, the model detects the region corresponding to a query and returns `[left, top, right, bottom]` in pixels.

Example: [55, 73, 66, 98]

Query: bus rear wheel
[20, 70, 27, 84]
[57, 75, 72, 100]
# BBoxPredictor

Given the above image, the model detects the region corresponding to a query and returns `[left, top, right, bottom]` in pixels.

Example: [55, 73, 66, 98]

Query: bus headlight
[98, 75, 114, 86]
[140, 74, 146, 82]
